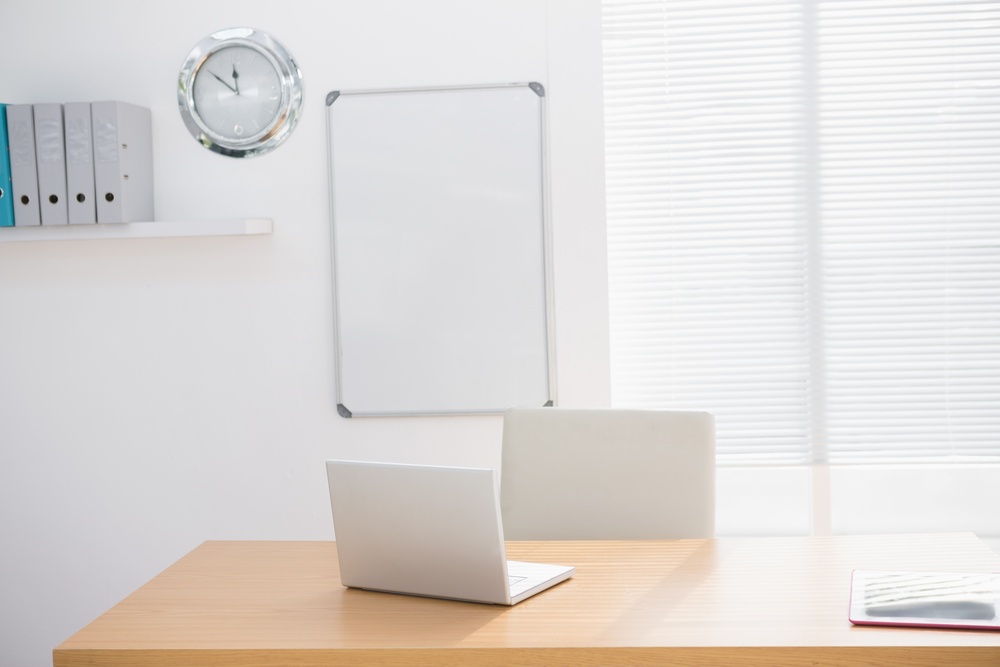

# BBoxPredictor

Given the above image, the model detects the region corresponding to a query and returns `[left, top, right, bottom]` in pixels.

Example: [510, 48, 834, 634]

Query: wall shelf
[0, 218, 272, 243]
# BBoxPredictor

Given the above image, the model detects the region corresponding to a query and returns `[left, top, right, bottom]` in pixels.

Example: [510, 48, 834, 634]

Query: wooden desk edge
[53, 644, 1000, 667]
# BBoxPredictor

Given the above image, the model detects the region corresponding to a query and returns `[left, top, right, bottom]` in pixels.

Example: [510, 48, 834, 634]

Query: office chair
[500, 407, 716, 540]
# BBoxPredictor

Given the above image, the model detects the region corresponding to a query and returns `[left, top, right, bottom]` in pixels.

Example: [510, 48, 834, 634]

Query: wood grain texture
[54, 534, 1000, 667]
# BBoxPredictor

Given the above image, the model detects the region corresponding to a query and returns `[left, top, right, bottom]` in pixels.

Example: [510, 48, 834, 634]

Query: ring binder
[5, 104, 41, 227]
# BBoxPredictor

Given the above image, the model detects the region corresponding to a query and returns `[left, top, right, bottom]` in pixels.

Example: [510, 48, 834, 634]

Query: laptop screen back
[326, 460, 510, 604]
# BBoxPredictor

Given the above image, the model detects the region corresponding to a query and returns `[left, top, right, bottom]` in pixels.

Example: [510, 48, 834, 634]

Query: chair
[500, 407, 715, 540]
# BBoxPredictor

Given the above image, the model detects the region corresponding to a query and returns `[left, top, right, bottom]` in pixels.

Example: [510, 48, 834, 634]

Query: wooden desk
[54, 534, 1000, 666]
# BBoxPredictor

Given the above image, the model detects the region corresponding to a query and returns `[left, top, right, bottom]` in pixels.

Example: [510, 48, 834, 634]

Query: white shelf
[0, 218, 272, 242]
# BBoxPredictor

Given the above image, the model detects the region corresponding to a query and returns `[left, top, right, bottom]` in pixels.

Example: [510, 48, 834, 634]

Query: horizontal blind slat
[603, 0, 1000, 465]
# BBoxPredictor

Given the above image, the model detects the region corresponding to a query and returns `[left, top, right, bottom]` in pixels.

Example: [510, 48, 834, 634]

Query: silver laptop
[325, 460, 574, 605]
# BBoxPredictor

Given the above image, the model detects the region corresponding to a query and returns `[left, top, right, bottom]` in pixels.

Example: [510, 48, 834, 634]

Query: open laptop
[325, 460, 574, 605]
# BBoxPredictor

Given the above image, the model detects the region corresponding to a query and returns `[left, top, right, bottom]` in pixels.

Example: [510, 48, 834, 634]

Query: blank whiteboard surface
[326, 84, 553, 416]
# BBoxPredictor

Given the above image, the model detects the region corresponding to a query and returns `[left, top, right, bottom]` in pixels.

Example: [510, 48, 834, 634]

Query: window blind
[602, 0, 1000, 465]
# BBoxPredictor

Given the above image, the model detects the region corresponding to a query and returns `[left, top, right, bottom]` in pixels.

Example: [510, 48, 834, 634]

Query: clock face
[178, 28, 303, 158]
[193, 46, 283, 143]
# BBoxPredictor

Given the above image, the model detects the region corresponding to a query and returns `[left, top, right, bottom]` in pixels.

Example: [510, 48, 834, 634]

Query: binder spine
[6, 104, 41, 227]
[64, 102, 97, 225]
[0, 104, 14, 228]
[33, 103, 69, 225]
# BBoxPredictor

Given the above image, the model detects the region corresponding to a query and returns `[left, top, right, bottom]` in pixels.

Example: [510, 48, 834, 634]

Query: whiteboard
[325, 83, 554, 417]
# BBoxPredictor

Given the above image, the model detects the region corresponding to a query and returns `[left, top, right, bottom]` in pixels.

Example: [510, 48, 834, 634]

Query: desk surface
[54, 534, 1000, 667]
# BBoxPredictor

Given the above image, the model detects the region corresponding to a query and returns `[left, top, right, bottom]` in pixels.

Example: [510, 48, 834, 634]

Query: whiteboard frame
[325, 82, 557, 417]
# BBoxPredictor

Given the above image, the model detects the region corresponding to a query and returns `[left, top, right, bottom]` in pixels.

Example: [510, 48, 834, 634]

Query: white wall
[0, 2, 610, 665]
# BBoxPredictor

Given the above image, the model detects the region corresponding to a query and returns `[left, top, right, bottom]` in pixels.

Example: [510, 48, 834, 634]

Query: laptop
[325, 460, 575, 605]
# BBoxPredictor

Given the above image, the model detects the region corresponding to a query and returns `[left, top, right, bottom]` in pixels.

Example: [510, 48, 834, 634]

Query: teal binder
[0, 104, 14, 227]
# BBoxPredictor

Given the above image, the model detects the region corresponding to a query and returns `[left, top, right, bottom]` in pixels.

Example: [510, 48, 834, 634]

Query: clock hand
[232, 65, 240, 95]
[210, 71, 237, 94]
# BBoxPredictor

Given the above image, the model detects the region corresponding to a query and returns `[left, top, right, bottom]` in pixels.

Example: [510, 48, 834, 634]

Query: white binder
[5, 104, 41, 227]
[91, 101, 153, 223]
[33, 103, 69, 225]
[64, 102, 97, 225]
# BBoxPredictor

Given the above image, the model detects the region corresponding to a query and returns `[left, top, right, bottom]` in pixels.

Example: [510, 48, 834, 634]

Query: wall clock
[178, 27, 303, 158]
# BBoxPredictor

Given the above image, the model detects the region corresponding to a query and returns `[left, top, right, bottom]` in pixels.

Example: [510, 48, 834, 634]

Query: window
[602, 0, 1000, 470]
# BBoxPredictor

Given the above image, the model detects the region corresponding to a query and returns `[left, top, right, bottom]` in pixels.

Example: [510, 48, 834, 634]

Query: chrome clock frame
[178, 27, 303, 158]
